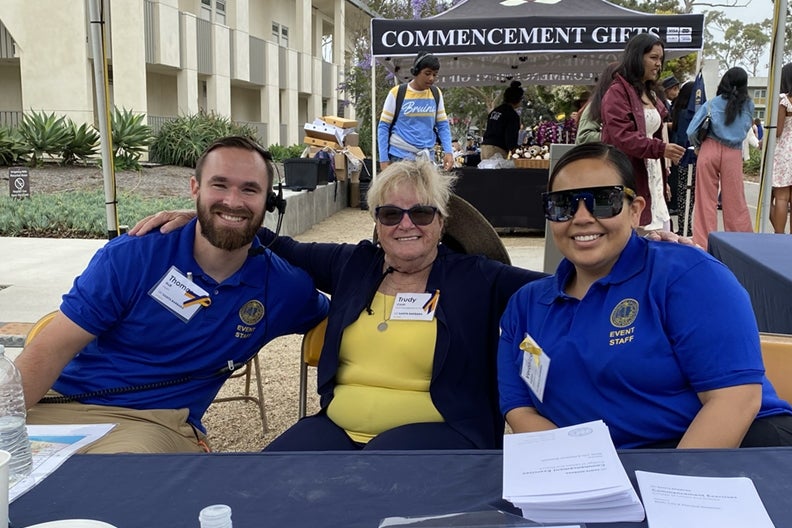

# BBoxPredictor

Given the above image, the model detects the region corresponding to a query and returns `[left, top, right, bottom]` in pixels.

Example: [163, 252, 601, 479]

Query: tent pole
[757, 0, 787, 233]
[371, 54, 377, 179]
[87, 0, 120, 239]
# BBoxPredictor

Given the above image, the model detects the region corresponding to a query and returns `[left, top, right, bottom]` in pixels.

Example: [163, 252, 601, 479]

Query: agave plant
[111, 107, 153, 171]
[17, 110, 71, 166]
[61, 120, 100, 165]
[149, 111, 262, 167]
[0, 125, 29, 166]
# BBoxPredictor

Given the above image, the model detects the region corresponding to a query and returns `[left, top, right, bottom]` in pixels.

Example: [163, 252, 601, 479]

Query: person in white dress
[771, 62, 792, 234]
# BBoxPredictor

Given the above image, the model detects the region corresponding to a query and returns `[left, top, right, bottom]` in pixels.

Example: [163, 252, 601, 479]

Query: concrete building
[749, 76, 768, 122]
[0, 0, 375, 147]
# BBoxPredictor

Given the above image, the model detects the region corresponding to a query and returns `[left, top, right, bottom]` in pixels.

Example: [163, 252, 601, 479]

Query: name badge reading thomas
[389, 290, 440, 321]
[149, 265, 212, 323]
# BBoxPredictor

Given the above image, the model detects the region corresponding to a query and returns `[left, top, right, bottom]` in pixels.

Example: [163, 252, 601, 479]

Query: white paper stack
[502, 420, 645, 524]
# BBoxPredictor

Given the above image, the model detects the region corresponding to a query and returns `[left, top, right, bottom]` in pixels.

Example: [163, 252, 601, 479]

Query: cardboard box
[322, 116, 358, 129]
[303, 136, 342, 149]
[304, 122, 343, 144]
[344, 132, 359, 147]
[345, 146, 366, 161]
[349, 181, 360, 208]
[334, 152, 346, 171]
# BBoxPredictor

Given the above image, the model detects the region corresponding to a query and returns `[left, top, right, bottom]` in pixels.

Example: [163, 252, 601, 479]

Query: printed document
[503, 420, 644, 523]
[636, 471, 775, 528]
[10, 423, 115, 502]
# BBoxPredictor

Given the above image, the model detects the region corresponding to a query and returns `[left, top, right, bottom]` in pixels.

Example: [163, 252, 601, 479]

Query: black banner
[371, 15, 704, 57]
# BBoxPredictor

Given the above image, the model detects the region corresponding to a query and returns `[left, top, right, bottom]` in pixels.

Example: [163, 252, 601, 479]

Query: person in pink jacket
[601, 32, 685, 232]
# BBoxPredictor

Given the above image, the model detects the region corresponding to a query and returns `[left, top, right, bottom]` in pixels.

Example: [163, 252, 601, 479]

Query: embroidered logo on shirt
[610, 298, 638, 328]
[609, 298, 638, 346]
[239, 300, 265, 325]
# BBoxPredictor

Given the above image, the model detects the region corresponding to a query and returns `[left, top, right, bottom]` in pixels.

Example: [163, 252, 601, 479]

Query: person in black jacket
[481, 81, 524, 160]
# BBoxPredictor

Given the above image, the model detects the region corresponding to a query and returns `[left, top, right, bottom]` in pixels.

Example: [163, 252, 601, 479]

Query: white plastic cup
[0, 450, 10, 528]
[199, 504, 232, 528]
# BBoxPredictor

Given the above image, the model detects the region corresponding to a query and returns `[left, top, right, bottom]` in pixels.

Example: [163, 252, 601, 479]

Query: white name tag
[519, 333, 550, 402]
[148, 266, 212, 323]
[389, 290, 440, 321]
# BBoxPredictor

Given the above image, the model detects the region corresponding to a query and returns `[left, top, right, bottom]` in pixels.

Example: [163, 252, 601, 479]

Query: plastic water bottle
[0, 345, 33, 484]
[199, 504, 232, 528]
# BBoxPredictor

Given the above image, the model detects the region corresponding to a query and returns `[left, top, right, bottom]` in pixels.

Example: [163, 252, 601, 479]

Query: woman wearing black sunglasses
[498, 143, 792, 449]
[252, 159, 547, 451]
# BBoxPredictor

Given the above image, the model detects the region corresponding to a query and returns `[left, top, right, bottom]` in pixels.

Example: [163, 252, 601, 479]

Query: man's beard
[197, 196, 264, 251]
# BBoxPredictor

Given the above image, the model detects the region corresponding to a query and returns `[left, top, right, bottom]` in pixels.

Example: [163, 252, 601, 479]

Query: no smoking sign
[9, 166, 30, 199]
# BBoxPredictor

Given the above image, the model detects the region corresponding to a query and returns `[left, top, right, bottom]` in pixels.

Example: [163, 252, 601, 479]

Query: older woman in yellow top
[132, 159, 546, 450]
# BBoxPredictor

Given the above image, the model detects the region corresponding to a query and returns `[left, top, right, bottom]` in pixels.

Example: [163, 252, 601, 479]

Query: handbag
[696, 104, 711, 144]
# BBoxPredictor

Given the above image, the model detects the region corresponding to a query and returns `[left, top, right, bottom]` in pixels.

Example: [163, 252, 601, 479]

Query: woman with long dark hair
[687, 67, 754, 249]
[669, 81, 697, 236]
[575, 62, 619, 144]
[601, 33, 685, 232]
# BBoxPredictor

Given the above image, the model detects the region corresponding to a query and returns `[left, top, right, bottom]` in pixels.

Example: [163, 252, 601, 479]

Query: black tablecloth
[453, 168, 547, 231]
[11, 448, 792, 527]
[708, 232, 792, 334]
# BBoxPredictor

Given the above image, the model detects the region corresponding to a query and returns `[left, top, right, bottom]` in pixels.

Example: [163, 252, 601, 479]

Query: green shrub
[149, 112, 261, 167]
[266, 143, 306, 162]
[744, 146, 762, 177]
[0, 190, 194, 238]
[111, 107, 154, 171]
[0, 125, 29, 166]
[62, 120, 100, 165]
[17, 110, 71, 166]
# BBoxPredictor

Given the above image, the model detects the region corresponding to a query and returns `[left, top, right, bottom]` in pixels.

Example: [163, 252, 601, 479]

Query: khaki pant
[480, 144, 508, 160]
[27, 398, 209, 454]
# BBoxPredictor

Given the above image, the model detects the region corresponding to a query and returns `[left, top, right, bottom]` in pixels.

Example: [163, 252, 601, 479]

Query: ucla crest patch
[239, 300, 265, 325]
[610, 298, 638, 328]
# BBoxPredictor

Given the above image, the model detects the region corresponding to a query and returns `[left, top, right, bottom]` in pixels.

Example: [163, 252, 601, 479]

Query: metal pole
[370, 53, 377, 179]
[756, 0, 787, 233]
[87, 0, 120, 239]
[683, 154, 693, 237]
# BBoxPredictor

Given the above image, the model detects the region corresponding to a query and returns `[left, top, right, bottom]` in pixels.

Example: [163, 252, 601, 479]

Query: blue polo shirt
[498, 234, 792, 448]
[55, 218, 328, 431]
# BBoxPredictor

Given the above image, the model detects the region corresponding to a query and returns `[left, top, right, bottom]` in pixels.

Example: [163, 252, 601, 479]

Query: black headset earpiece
[411, 52, 429, 76]
[266, 177, 286, 215]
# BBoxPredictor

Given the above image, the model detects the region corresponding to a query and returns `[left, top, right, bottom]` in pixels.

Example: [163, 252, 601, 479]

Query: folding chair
[211, 351, 268, 434]
[298, 318, 328, 419]
[760, 332, 792, 402]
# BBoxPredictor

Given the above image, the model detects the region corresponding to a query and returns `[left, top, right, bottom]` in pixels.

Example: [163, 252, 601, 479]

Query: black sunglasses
[375, 205, 439, 226]
[542, 185, 636, 222]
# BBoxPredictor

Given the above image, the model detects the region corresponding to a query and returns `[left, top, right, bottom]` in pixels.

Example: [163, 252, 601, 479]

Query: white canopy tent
[368, 0, 705, 168]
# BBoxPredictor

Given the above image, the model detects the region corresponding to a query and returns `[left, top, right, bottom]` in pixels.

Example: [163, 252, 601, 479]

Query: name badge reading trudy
[389, 290, 440, 321]
[149, 265, 212, 323]
[520, 333, 550, 402]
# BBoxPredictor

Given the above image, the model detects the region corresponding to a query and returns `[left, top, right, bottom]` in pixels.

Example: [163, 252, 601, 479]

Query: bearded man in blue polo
[16, 136, 328, 453]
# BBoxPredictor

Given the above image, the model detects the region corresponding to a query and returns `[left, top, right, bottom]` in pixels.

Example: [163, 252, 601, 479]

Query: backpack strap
[389, 83, 409, 135]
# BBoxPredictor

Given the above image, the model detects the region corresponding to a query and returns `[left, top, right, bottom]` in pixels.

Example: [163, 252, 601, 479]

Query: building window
[272, 22, 280, 43]
[754, 88, 767, 99]
[200, 0, 211, 21]
[321, 34, 333, 62]
[756, 108, 765, 120]
[215, 1, 226, 25]
[281, 26, 289, 48]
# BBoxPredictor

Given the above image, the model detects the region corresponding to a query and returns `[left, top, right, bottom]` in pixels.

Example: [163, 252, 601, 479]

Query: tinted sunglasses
[542, 185, 636, 222]
[375, 205, 439, 226]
